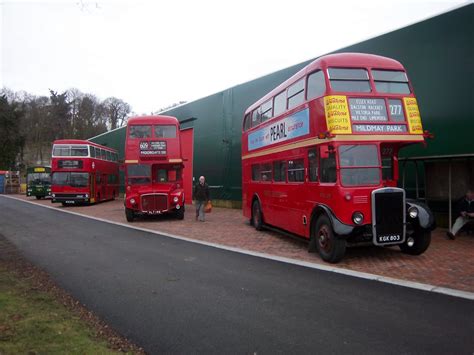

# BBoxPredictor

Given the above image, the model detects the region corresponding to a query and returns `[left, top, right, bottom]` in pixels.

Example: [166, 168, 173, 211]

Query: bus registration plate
[376, 234, 402, 244]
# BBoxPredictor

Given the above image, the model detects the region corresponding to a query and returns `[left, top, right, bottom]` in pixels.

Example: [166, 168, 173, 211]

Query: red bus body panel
[51, 139, 119, 205]
[242, 53, 427, 241]
[124, 115, 185, 215]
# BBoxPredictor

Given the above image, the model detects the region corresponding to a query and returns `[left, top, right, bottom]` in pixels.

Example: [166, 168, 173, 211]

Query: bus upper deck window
[287, 79, 305, 110]
[129, 125, 152, 138]
[243, 113, 251, 131]
[261, 100, 273, 122]
[251, 108, 261, 127]
[70, 145, 88, 156]
[154, 125, 176, 138]
[53, 146, 70, 156]
[372, 69, 411, 94]
[273, 91, 286, 117]
[328, 68, 371, 93]
[307, 71, 326, 100]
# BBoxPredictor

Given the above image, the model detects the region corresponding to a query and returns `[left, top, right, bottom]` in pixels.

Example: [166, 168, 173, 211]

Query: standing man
[447, 188, 474, 239]
[193, 176, 210, 222]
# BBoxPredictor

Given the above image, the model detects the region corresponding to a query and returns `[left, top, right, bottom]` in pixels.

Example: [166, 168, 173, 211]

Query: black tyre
[176, 208, 184, 220]
[61, 202, 68, 207]
[252, 200, 263, 231]
[314, 215, 346, 263]
[399, 230, 431, 255]
[36, 196, 42, 200]
[125, 208, 135, 222]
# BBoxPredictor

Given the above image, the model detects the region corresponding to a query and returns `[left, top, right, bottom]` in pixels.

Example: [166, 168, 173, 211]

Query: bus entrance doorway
[181, 128, 194, 205]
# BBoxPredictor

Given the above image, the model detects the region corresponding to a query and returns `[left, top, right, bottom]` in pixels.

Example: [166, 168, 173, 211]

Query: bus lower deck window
[288, 159, 304, 182]
[320, 152, 336, 183]
[308, 149, 319, 182]
[260, 163, 272, 181]
[251, 164, 260, 181]
[273, 161, 286, 182]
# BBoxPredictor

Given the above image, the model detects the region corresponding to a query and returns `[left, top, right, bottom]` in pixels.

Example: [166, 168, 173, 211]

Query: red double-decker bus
[242, 53, 435, 263]
[124, 115, 185, 222]
[51, 139, 119, 206]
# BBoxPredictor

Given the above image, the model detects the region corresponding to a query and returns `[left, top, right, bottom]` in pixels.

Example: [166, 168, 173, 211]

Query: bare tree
[103, 97, 131, 129]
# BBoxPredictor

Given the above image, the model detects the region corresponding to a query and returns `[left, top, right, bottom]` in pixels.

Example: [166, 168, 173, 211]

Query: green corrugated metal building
[90, 4, 473, 219]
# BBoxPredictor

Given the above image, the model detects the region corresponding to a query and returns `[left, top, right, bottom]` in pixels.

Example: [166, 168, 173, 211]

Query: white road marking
[2, 195, 473, 301]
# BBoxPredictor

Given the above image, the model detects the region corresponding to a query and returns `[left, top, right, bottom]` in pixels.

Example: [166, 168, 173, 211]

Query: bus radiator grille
[141, 194, 168, 212]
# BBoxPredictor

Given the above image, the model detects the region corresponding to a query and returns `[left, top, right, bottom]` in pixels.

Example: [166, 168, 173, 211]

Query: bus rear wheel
[125, 208, 135, 222]
[252, 200, 263, 231]
[314, 215, 346, 263]
[399, 229, 431, 255]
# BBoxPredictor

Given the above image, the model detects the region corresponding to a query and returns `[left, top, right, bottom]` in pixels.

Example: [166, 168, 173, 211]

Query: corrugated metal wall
[90, 4, 473, 203]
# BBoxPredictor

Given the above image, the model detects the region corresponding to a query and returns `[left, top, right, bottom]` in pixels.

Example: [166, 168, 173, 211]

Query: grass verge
[0, 236, 144, 354]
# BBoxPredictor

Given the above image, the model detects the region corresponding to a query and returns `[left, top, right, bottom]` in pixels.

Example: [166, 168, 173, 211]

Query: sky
[0, 0, 469, 114]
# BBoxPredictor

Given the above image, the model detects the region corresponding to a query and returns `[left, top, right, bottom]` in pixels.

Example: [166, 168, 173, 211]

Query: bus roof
[52, 139, 117, 152]
[127, 115, 180, 126]
[245, 52, 406, 114]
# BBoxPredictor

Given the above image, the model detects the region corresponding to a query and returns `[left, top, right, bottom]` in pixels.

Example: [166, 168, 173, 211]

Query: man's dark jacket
[456, 197, 474, 215]
[193, 183, 210, 202]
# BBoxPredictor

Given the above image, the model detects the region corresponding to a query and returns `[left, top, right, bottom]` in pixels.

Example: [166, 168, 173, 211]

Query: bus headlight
[408, 206, 418, 219]
[173, 196, 179, 203]
[85, 194, 89, 198]
[352, 211, 364, 225]
[52, 194, 55, 197]
[130, 198, 136, 205]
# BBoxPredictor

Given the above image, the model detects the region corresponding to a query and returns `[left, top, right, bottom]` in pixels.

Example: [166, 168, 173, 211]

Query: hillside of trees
[0, 88, 131, 170]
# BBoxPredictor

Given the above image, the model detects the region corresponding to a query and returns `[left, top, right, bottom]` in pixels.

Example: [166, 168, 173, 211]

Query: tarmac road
[1, 196, 473, 354]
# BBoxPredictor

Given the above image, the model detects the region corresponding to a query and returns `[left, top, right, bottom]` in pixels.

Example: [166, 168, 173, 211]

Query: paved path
[11, 195, 474, 293]
[1, 196, 473, 354]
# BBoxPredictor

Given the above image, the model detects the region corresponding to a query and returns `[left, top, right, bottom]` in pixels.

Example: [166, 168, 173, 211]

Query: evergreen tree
[0, 95, 25, 170]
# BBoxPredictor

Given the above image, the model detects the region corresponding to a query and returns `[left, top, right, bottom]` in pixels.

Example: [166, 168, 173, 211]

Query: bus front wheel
[125, 208, 135, 222]
[399, 229, 431, 255]
[252, 200, 263, 231]
[176, 208, 184, 220]
[314, 215, 346, 263]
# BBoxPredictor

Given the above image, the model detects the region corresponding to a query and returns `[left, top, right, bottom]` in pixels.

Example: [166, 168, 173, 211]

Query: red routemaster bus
[242, 53, 435, 263]
[51, 139, 119, 205]
[124, 115, 185, 221]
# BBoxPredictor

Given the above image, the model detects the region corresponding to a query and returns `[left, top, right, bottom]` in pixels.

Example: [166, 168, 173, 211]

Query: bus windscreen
[27, 173, 51, 185]
[339, 145, 380, 186]
[127, 164, 151, 184]
[52, 172, 89, 187]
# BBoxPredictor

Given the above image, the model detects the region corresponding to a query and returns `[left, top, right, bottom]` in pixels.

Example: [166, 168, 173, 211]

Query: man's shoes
[446, 231, 455, 240]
